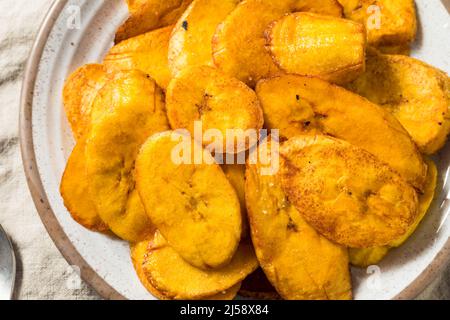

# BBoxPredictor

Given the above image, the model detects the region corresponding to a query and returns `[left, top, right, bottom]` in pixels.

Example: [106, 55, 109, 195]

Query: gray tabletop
[0, 0, 448, 300]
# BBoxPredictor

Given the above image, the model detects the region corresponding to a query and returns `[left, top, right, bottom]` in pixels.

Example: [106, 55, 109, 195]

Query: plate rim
[19, 0, 450, 300]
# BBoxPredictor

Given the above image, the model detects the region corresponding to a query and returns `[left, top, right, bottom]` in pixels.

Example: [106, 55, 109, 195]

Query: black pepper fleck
[182, 20, 188, 31]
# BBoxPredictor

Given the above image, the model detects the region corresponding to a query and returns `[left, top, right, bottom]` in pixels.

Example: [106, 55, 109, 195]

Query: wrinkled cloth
[0, 0, 447, 300]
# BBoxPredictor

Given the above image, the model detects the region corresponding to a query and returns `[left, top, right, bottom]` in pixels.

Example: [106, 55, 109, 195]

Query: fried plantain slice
[350, 158, 437, 267]
[256, 74, 427, 191]
[136, 131, 242, 269]
[140, 230, 257, 299]
[222, 164, 249, 238]
[131, 240, 241, 300]
[212, 0, 343, 87]
[266, 13, 365, 85]
[168, 0, 239, 77]
[280, 135, 419, 248]
[60, 142, 108, 232]
[246, 137, 352, 300]
[342, 0, 417, 50]
[166, 66, 263, 154]
[347, 50, 450, 155]
[104, 25, 173, 90]
[62, 64, 108, 140]
[85, 70, 169, 242]
[115, 0, 193, 43]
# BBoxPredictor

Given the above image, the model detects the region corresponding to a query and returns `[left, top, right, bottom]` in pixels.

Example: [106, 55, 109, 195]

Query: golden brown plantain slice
[280, 135, 419, 248]
[136, 131, 242, 269]
[347, 50, 450, 155]
[140, 230, 257, 299]
[246, 137, 352, 300]
[222, 164, 249, 238]
[266, 12, 365, 85]
[62, 64, 108, 140]
[168, 0, 239, 77]
[131, 241, 241, 300]
[239, 268, 281, 300]
[256, 74, 427, 191]
[342, 0, 417, 50]
[115, 0, 193, 43]
[104, 26, 173, 90]
[60, 142, 108, 232]
[166, 66, 263, 153]
[212, 0, 343, 87]
[85, 70, 169, 242]
[350, 158, 437, 267]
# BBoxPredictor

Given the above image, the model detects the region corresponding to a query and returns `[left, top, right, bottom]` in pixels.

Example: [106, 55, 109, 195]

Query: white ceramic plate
[20, 0, 450, 300]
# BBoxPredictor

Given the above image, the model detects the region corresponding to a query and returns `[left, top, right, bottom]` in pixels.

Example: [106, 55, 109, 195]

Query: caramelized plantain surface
[266, 12, 365, 84]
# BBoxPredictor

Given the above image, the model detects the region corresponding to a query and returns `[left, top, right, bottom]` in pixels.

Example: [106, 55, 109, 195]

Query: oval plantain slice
[168, 0, 239, 77]
[211, 0, 343, 87]
[265, 12, 365, 85]
[115, 0, 193, 43]
[246, 137, 352, 300]
[349, 158, 438, 267]
[104, 25, 173, 90]
[255, 74, 427, 191]
[60, 141, 108, 232]
[140, 230, 257, 300]
[62, 64, 108, 140]
[342, 0, 417, 51]
[131, 240, 242, 300]
[279, 135, 419, 248]
[347, 49, 450, 155]
[85, 70, 170, 242]
[136, 131, 242, 269]
[166, 65, 264, 154]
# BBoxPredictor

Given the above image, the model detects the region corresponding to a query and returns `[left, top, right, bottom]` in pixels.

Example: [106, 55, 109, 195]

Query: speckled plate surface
[20, 0, 450, 300]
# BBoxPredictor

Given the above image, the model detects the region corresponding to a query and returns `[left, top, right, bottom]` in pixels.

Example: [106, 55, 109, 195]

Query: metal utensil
[0, 224, 15, 300]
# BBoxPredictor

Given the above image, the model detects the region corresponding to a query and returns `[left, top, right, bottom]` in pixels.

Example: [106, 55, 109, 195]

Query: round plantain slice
[246, 137, 352, 300]
[168, 0, 239, 77]
[350, 158, 438, 267]
[140, 230, 257, 300]
[255, 74, 427, 191]
[115, 0, 193, 43]
[131, 240, 242, 300]
[211, 0, 343, 87]
[104, 25, 174, 90]
[60, 142, 108, 232]
[347, 49, 450, 155]
[279, 135, 419, 248]
[135, 131, 242, 269]
[265, 12, 365, 85]
[85, 70, 169, 242]
[166, 65, 263, 154]
[62, 64, 108, 140]
[212, 0, 290, 87]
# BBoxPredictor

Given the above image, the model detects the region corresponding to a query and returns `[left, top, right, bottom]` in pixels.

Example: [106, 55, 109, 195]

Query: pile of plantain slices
[60, 0, 448, 300]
